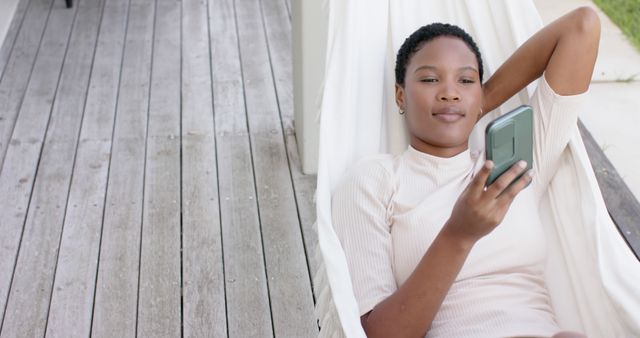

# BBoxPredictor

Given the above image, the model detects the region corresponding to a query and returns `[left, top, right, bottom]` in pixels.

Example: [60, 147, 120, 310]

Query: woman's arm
[482, 7, 600, 115]
[362, 8, 600, 338]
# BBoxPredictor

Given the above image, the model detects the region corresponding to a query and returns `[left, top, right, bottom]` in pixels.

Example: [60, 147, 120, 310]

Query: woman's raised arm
[482, 7, 600, 115]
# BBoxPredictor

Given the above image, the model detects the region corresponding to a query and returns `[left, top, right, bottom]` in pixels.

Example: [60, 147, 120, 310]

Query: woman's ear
[478, 92, 486, 121]
[395, 83, 405, 110]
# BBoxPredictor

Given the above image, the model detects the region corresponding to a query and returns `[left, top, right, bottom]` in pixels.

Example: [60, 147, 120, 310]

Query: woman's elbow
[572, 6, 601, 39]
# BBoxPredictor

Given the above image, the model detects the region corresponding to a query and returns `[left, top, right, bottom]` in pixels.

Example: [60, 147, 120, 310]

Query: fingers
[486, 160, 528, 198]
[469, 160, 494, 194]
[497, 169, 534, 204]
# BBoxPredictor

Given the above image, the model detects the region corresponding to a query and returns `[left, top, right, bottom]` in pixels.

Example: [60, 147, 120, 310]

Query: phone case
[485, 105, 533, 186]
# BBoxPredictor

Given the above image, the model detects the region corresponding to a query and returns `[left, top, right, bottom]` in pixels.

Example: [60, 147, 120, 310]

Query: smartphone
[485, 105, 533, 186]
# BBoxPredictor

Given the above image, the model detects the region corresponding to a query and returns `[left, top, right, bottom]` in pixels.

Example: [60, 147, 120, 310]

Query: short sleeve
[530, 74, 588, 199]
[332, 157, 397, 316]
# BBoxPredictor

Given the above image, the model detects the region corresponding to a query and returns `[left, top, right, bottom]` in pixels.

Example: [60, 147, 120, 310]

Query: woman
[332, 6, 600, 338]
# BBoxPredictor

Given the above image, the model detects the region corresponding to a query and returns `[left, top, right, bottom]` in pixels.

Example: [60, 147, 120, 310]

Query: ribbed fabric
[331, 75, 588, 338]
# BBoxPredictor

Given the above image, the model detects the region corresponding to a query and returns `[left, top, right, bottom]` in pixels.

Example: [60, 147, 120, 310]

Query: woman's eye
[420, 78, 438, 83]
[460, 78, 475, 84]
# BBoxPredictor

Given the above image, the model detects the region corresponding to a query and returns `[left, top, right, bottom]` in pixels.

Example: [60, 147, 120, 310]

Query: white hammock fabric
[313, 1, 640, 337]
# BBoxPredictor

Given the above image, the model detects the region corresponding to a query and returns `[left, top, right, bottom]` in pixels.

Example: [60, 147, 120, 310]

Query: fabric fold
[314, 1, 640, 337]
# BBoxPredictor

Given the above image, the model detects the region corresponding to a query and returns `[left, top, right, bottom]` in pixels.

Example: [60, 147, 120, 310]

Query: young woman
[332, 7, 600, 338]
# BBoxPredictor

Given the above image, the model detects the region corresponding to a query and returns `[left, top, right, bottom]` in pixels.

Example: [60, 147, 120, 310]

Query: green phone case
[485, 105, 533, 186]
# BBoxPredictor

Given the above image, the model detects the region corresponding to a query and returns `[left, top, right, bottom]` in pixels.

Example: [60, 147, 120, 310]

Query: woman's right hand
[443, 159, 533, 246]
[361, 159, 532, 338]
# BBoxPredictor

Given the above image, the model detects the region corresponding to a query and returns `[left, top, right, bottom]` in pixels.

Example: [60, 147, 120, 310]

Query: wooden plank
[260, 0, 318, 286]
[44, 0, 129, 336]
[1, 0, 102, 335]
[90, 0, 155, 336]
[136, 0, 181, 336]
[216, 133, 270, 338]
[260, 0, 293, 133]
[0, 0, 31, 79]
[212, 0, 274, 334]
[179, 0, 227, 335]
[236, 0, 316, 336]
[284, 132, 318, 286]
[210, 0, 272, 336]
[0, 0, 76, 332]
[578, 121, 640, 259]
[0, 0, 53, 170]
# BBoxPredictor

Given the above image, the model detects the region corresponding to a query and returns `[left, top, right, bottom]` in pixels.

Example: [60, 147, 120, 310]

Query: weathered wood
[578, 120, 640, 259]
[217, 134, 272, 338]
[0, 0, 77, 332]
[236, 0, 316, 336]
[136, 0, 182, 336]
[260, 0, 292, 132]
[0, 0, 322, 335]
[179, 0, 227, 336]
[45, 1, 129, 336]
[3, 0, 638, 335]
[209, 0, 272, 336]
[0, 0, 31, 79]
[0, 0, 53, 170]
[90, 0, 155, 336]
[261, 0, 318, 288]
[1, 1, 102, 335]
[284, 132, 318, 286]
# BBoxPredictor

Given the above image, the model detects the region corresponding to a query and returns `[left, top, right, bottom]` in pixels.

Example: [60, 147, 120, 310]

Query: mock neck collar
[405, 145, 473, 170]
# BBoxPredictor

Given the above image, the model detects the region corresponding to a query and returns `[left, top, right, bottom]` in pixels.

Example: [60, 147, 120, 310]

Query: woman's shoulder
[335, 154, 397, 195]
[353, 153, 396, 174]
[350, 153, 398, 181]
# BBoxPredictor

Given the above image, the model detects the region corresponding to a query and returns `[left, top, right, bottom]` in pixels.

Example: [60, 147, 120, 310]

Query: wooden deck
[2, 0, 640, 337]
[0, 0, 318, 337]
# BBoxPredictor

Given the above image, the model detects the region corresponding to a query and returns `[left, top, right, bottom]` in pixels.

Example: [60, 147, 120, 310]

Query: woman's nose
[437, 84, 460, 102]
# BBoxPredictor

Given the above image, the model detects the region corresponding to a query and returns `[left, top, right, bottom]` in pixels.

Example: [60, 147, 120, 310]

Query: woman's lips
[432, 107, 465, 122]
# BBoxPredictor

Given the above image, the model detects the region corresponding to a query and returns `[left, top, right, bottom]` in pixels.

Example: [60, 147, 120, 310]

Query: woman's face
[396, 36, 483, 157]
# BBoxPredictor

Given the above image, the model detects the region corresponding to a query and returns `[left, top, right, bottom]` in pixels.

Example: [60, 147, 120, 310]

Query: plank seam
[205, 0, 230, 335]
[178, 0, 185, 336]
[134, 0, 159, 336]
[88, 0, 133, 333]
[42, 0, 109, 334]
[0, 0, 54, 176]
[257, 0, 315, 304]
[0, 0, 79, 332]
[0, 0, 33, 82]
[232, 0, 276, 335]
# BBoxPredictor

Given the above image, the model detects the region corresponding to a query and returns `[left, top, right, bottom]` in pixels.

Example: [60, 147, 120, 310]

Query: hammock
[313, 1, 640, 337]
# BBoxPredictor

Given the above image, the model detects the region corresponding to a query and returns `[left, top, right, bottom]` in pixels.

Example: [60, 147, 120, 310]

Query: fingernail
[517, 160, 527, 168]
[526, 169, 535, 178]
[485, 160, 494, 169]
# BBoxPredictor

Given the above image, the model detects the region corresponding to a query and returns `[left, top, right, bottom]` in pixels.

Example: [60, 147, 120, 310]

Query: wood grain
[236, 0, 316, 336]
[90, 0, 155, 336]
[136, 0, 182, 336]
[0, 0, 76, 333]
[578, 120, 640, 259]
[0, 0, 54, 170]
[45, 0, 129, 336]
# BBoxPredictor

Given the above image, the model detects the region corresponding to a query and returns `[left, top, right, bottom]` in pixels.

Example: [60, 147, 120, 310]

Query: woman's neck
[409, 136, 469, 158]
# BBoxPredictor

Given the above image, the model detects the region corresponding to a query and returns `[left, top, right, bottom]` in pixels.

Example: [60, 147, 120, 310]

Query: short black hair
[395, 23, 484, 86]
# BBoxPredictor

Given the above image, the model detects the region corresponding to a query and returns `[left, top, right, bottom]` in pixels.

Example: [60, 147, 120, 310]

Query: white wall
[292, 0, 328, 174]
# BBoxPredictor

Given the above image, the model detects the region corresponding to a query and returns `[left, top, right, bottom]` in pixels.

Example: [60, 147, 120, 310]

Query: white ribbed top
[332, 75, 588, 338]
